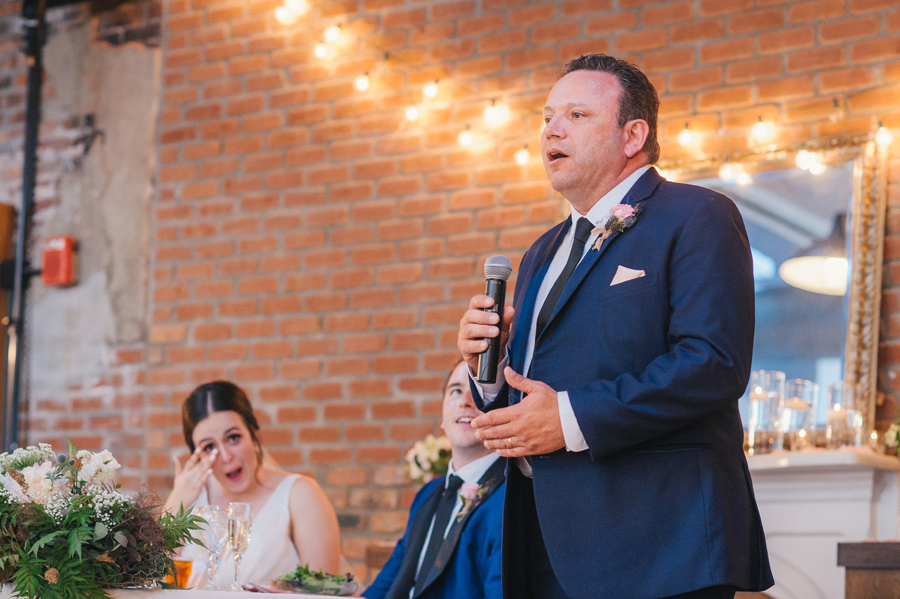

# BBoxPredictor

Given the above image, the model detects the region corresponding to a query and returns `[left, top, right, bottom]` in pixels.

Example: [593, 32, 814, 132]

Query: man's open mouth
[548, 150, 568, 162]
[457, 417, 473, 424]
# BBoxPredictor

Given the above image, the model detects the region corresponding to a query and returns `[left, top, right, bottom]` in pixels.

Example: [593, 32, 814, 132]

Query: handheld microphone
[477, 255, 513, 384]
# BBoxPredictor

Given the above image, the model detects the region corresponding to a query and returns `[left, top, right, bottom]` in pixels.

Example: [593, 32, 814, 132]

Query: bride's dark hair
[181, 380, 264, 471]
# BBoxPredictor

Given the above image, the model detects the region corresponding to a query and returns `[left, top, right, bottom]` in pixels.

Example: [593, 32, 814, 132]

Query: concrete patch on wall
[27, 270, 117, 393]
[26, 18, 159, 396]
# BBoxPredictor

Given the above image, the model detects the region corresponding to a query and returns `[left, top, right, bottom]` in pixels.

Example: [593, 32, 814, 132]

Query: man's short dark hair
[560, 54, 660, 164]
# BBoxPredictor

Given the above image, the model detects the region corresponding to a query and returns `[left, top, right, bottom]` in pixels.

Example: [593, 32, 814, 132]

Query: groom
[363, 360, 504, 599]
[458, 54, 774, 599]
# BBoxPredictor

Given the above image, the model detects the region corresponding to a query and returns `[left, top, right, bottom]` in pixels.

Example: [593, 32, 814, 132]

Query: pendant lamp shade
[778, 213, 848, 296]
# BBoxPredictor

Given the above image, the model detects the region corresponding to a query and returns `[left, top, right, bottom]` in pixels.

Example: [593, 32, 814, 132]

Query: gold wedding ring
[506, 437, 513, 449]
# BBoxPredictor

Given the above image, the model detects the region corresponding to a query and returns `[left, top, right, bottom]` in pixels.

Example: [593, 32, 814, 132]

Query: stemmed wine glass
[194, 504, 229, 590]
[227, 502, 252, 591]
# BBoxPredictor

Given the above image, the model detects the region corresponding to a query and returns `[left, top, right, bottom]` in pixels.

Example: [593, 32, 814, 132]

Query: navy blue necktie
[535, 217, 594, 338]
[414, 474, 464, 591]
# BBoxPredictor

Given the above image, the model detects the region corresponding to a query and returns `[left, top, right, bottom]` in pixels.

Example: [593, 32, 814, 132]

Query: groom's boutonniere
[591, 202, 643, 251]
[456, 482, 487, 522]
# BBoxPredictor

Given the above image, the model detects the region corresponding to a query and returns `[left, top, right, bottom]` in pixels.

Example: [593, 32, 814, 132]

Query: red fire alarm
[41, 236, 76, 287]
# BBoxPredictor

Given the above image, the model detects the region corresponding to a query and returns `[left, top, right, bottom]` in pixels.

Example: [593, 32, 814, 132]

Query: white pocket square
[610, 265, 646, 286]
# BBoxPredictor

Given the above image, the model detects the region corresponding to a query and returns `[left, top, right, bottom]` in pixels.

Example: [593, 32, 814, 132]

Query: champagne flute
[227, 502, 252, 591]
[195, 505, 228, 590]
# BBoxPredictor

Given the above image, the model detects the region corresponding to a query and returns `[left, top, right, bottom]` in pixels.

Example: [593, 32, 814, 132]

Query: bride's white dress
[184, 475, 302, 589]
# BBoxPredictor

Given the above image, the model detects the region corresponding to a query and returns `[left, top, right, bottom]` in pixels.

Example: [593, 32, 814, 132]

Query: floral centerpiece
[405, 434, 451, 484]
[885, 422, 900, 455]
[0, 442, 202, 599]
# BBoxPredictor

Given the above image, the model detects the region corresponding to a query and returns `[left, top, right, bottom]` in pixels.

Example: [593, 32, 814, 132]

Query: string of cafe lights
[270, 0, 532, 163]
[662, 117, 894, 185]
[272, 0, 894, 172]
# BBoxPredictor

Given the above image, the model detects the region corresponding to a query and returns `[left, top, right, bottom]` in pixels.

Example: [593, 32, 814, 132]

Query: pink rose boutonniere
[591, 201, 643, 251]
[456, 482, 488, 522]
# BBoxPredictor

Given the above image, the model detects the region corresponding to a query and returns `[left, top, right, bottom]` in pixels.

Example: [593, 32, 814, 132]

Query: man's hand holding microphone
[458, 256, 567, 458]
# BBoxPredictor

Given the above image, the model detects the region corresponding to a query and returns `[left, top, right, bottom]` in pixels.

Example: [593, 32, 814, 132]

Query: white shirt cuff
[558, 391, 589, 452]
[468, 355, 509, 402]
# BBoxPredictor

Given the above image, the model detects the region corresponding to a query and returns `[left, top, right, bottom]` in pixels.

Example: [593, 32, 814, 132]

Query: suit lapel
[536, 168, 664, 344]
[384, 480, 445, 599]
[413, 458, 506, 598]
[510, 219, 570, 376]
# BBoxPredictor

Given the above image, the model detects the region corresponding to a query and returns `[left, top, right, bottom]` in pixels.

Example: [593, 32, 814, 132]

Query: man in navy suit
[458, 54, 774, 599]
[363, 360, 504, 599]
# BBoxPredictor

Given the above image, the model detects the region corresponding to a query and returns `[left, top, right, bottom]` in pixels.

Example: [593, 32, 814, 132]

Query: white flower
[92, 450, 121, 483]
[78, 449, 121, 485]
[21, 460, 54, 504]
[45, 493, 72, 523]
[886, 423, 900, 448]
[90, 487, 132, 525]
[0, 472, 27, 503]
[406, 434, 451, 483]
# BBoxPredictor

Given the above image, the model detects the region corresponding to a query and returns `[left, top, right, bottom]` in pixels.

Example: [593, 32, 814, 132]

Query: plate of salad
[270, 563, 359, 596]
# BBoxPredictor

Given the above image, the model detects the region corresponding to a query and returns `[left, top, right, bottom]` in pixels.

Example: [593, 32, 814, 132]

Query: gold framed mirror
[658, 135, 888, 436]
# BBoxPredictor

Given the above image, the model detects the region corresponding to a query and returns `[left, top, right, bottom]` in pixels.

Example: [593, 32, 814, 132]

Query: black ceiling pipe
[1, 0, 48, 453]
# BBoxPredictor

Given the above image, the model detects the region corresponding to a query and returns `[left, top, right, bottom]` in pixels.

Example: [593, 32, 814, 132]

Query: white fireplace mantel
[747, 448, 900, 599]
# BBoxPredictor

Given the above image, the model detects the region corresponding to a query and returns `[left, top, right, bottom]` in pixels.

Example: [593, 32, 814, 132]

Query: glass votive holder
[783, 379, 817, 451]
[826, 381, 864, 449]
[868, 429, 885, 454]
[747, 369, 785, 455]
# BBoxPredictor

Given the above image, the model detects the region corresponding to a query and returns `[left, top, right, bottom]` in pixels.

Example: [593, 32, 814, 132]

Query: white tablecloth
[1, 585, 324, 598]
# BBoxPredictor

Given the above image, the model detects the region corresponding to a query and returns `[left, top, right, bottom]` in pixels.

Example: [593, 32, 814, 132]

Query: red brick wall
[150, 0, 900, 578]
[5, 0, 900, 583]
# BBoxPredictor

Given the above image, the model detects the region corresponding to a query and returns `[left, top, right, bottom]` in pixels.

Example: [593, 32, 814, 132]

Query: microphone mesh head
[484, 255, 513, 281]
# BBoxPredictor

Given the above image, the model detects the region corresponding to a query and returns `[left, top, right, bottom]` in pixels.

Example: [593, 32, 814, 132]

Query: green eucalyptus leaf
[113, 530, 128, 548]
[93, 522, 107, 541]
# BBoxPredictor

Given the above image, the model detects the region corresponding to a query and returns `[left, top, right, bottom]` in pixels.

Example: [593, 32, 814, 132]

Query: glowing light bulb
[314, 44, 327, 58]
[275, 6, 296, 24]
[483, 102, 510, 127]
[286, 0, 307, 14]
[736, 171, 752, 186]
[515, 147, 530, 165]
[458, 128, 473, 147]
[406, 106, 419, 121]
[751, 117, 775, 143]
[795, 150, 815, 170]
[324, 25, 340, 42]
[677, 123, 693, 147]
[808, 161, 826, 175]
[423, 81, 439, 98]
[354, 74, 369, 91]
[718, 163, 736, 181]
[877, 122, 894, 147]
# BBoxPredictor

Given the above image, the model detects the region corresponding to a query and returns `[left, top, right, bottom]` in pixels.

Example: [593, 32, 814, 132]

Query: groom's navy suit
[472, 168, 774, 599]
[363, 458, 504, 599]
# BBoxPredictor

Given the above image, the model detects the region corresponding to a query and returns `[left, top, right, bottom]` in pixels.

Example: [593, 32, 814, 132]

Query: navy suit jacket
[363, 458, 504, 599]
[473, 168, 774, 599]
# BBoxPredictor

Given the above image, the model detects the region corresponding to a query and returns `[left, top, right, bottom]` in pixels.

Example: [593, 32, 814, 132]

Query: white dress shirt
[472, 166, 652, 473]
[411, 452, 500, 596]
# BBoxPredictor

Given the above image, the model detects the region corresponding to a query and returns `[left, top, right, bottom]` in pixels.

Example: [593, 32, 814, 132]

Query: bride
[164, 380, 341, 587]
